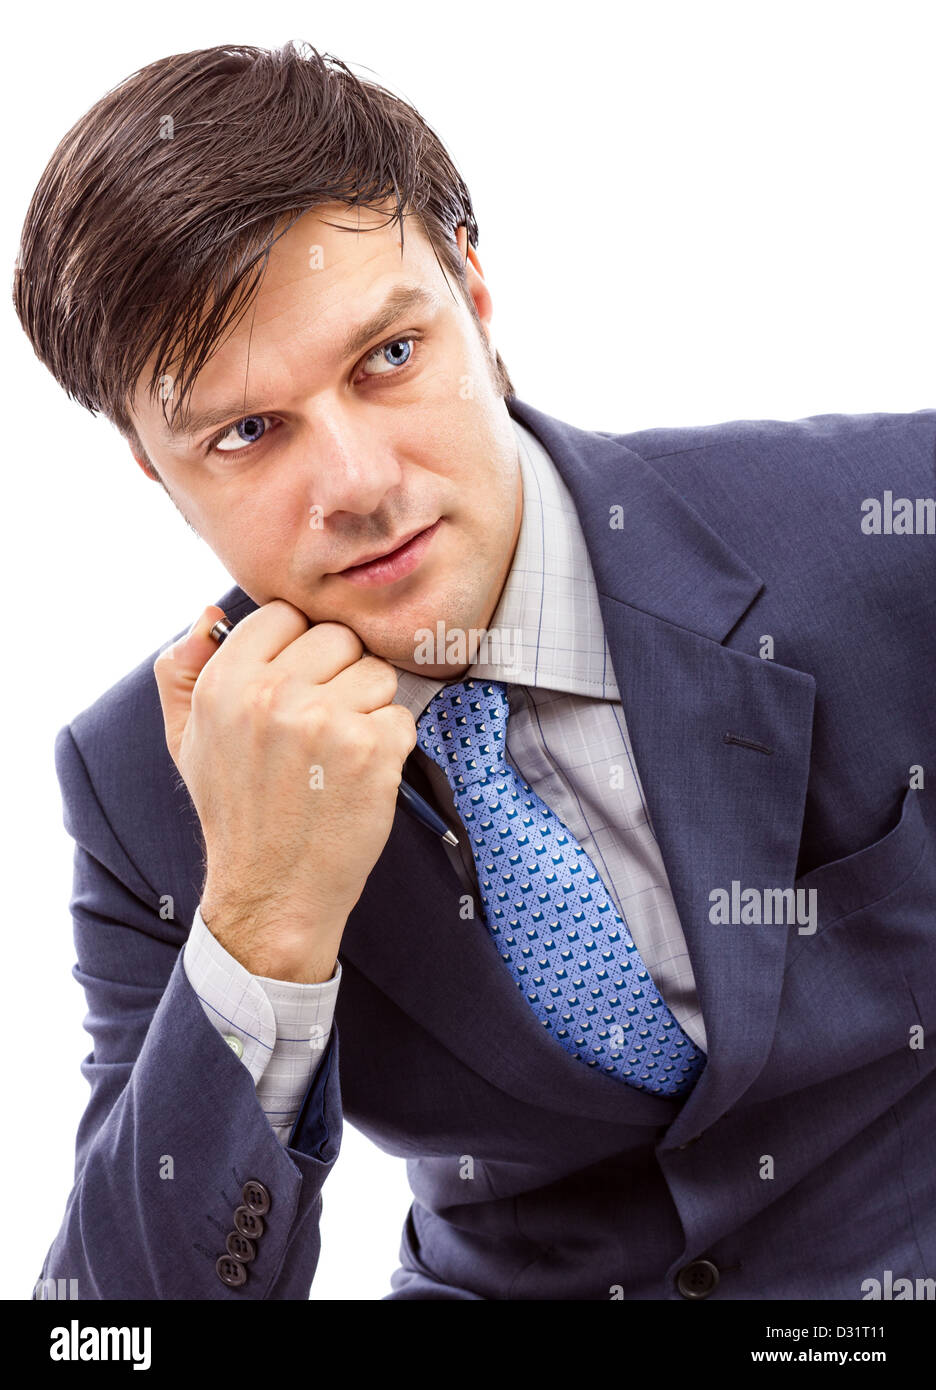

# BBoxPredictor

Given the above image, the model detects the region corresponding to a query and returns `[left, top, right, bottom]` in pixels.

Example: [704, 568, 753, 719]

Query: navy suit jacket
[36, 396, 936, 1299]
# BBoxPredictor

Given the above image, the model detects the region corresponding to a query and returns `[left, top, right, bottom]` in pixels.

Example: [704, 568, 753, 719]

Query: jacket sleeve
[32, 723, 343, 1300]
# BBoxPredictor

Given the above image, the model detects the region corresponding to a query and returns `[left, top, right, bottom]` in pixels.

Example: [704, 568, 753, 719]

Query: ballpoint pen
[207, 617, 459, 847]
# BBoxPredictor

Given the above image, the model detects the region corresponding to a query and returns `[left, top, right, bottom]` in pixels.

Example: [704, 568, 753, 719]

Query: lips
[339, 523, 436, 572]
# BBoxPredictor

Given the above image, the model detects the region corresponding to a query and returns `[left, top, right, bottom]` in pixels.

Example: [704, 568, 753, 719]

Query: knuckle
[193, 663, 221, 704]
[239, 677, 264, 712]
[387, 702, 415, 735]
[391, 702, 417, 736]
[263, 677, 304, 722]
[348, 727, 378, 767]
[302, 700, 328, 739]
[242, 676, 281, 716]
[314, 621, 365, 661]
[367, 658, 400, 701]
[264, 597, 305, 623]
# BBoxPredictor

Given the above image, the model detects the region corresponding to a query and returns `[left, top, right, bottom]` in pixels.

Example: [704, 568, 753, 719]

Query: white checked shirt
[184, 416, 706, 1145]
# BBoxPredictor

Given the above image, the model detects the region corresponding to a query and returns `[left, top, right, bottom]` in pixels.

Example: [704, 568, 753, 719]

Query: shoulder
[605, 407, 936, 500]
[606, 407, 936, 572]
[603, 405, 929, 478]
[598, 408, 935, 669]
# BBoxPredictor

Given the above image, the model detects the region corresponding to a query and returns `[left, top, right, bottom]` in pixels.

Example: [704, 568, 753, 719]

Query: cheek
[206, 500, 293, 581]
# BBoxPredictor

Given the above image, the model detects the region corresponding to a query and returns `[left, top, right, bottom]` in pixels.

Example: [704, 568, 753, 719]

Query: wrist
[199, 897, 345, 983]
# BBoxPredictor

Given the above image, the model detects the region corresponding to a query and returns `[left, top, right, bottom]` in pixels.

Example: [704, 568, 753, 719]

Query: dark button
[234, 1205, 264, 1240]
[676, 1259, 720, 1299]
[242, 1179, 271, 1215]
[226, 1230, 257, 1263]
[677, 1134, 702, 1150]
[216, 1255, 247, 1288]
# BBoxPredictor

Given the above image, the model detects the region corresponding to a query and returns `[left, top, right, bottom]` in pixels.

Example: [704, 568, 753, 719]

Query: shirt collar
[392, 414, 620, 718]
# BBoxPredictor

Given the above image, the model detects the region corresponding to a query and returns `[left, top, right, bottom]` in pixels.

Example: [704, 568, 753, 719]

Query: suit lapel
[595, 601, 815, 1139]
[507, 399, 816, 1139]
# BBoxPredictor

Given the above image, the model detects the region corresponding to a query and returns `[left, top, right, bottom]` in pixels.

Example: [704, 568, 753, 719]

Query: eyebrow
[163, 283, 439, 442]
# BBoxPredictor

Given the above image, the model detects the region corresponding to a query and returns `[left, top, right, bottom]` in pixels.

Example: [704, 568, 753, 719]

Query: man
[15, 41, 935, 1300]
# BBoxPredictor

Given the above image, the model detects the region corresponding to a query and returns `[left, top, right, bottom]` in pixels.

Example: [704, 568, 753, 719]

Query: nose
[298, 406, 403, 517]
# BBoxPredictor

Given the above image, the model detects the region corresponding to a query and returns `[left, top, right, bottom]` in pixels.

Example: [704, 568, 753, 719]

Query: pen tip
[443, 829, 459, 846]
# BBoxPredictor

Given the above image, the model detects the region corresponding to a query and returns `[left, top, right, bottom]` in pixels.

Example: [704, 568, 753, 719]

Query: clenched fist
[154, 600, 418, 981]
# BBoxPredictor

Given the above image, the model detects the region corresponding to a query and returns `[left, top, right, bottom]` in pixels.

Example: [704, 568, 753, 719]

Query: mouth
[334, 518, 444, 588]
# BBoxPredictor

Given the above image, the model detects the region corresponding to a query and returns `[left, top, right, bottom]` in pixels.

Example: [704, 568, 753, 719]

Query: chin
[352, 616, 426, 666]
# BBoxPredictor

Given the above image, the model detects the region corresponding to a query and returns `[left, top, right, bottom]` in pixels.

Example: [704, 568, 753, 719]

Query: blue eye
[362, 337, 413, 376]
[206, 336, 417, 456]
[213, 415, 271, 453]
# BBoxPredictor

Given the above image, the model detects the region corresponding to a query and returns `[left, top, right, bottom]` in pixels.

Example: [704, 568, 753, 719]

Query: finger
[153, 604, 228, 763]
[368, 702, 419, 763]
[216, 598, 314, 666]
[267, 617, 368, 684]
[324, 653, 400, 714]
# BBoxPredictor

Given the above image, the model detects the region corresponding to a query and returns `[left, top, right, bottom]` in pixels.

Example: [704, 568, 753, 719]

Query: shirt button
[222, 1035, 244, 1058]
[676, 1259, 720, 1299]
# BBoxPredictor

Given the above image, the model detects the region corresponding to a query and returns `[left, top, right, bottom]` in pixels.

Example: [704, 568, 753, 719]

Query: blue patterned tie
[416, 678, 705, 1098]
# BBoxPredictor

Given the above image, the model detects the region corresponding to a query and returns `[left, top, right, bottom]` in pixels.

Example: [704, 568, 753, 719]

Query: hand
[153, 600, 417, 981]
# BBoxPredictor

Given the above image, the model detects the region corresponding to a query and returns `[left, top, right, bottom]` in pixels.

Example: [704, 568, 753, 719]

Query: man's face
[128, 204, 522, 677]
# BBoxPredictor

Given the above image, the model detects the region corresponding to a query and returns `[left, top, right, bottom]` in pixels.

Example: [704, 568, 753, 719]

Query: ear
[128, 439, 162, 484]
[455, 224, 495, 343]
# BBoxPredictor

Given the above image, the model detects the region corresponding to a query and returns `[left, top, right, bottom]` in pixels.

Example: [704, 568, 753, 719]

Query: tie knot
[416, 678, 511, 792]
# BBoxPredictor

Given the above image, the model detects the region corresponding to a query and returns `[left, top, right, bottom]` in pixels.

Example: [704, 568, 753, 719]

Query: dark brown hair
[12, 41, 514, 465]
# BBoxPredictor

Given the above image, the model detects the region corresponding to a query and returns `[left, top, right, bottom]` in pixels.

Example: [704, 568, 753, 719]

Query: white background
[3, 0, 933, 1301]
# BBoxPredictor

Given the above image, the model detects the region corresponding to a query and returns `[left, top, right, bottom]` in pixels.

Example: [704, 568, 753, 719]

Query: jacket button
[234, 1205, 264, 1240]
[242, 1179, 271, 1215]
[226, 1230, 257, 1263]
[676, 1260, 720, 1299]
[216, 1255, 247, 1288]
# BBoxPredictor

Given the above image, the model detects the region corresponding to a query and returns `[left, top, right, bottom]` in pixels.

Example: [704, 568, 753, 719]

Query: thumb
[153, 605, 228, 765]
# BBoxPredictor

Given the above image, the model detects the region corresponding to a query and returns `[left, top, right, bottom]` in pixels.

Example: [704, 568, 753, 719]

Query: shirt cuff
[252, 958, 341, 1142]
[183, 905, 341, 1138]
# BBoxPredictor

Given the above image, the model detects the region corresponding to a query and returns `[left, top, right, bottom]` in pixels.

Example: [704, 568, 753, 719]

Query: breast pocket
[792, 787, 930, 941]
[757, 788, 934, 1093]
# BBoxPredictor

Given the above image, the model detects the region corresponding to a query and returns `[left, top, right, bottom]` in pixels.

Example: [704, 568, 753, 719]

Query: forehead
[132, 201, 448, 437]
[241, 201, 441, 324]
